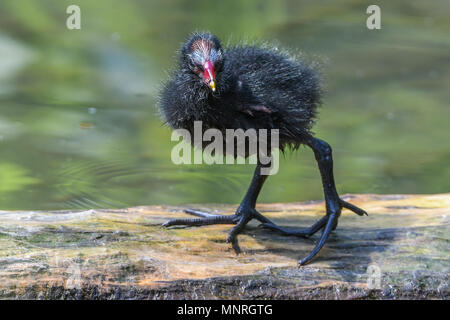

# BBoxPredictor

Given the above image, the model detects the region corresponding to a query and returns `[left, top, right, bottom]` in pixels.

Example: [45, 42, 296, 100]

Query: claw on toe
[340, 199, 368, 216]
[226, 236, 242, 254]
[162, 220, 173, 228]
[298, 259, 308, 267]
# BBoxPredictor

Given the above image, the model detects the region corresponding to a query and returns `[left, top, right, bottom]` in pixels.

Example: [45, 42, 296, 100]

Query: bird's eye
[191, 64, 203, 76]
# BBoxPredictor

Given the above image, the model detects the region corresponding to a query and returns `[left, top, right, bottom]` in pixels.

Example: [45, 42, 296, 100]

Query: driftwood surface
[0, 194, 448, 299]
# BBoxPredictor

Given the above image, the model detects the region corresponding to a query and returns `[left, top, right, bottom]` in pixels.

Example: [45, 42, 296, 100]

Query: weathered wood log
[0, 194, 448, 299]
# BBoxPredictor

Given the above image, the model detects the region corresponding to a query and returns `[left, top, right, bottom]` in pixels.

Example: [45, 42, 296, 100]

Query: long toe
[260, 215, 328, 238]
[184, 209, 222, 218]
[260, 222, 312, 238]
[298, 213, 338, 266]
[226, 215, 253, 254]
[340, 199, 368, 216]
[162, 214, 238, 228]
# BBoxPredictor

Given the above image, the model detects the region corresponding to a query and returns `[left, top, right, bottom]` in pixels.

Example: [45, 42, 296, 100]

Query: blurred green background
[0, 0, 449, 210]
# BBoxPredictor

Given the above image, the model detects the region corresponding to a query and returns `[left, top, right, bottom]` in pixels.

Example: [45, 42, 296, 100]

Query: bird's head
[181, 32, 224, 92]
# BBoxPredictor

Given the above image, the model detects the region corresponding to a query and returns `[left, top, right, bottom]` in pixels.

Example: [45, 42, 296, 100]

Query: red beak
[203, 61, 216, 91]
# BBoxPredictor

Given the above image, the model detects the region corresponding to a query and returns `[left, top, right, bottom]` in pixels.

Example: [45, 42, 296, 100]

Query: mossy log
[0, 194, 448, 299]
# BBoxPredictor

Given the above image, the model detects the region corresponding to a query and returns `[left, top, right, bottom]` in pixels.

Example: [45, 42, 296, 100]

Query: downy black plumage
[160, 33, 320, 150]
[159, 32, 366, 266]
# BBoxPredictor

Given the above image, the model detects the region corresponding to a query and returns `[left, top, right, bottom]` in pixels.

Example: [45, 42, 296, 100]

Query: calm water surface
[0, 0, 449, 210]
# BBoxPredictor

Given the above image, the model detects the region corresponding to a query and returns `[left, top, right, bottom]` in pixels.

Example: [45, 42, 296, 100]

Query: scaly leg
[262, 136, 367, 265]
[300, 137, 367, 265]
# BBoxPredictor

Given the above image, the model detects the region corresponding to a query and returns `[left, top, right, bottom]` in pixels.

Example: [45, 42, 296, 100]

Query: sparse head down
[181, 32, 224, 92]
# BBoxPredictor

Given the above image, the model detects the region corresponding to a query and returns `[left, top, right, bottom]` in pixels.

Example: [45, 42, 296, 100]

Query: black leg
[163, 138, 366, 263]
[298, 136, 366, 265]
[162, 162, 274, 253]
[261, 136, 366, 265]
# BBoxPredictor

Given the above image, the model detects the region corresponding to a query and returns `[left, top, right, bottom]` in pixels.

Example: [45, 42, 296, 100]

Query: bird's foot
[162, 206, 271, 254]
[261, 198, 367, 265]
[261, 198, 366, 237]
[226, 206, 273, 253]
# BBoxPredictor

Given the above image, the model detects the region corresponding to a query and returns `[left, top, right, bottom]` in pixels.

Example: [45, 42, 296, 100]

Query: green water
[0, 0, 449, 210]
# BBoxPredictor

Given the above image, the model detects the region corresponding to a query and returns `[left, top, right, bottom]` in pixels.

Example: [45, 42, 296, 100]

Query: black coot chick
[159, 32, 367, 265]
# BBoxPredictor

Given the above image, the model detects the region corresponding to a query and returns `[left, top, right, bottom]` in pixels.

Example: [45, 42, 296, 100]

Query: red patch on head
[190, 39, 215, 63]
[203, 60, 215, 83]
[191, 39, 213, 52]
